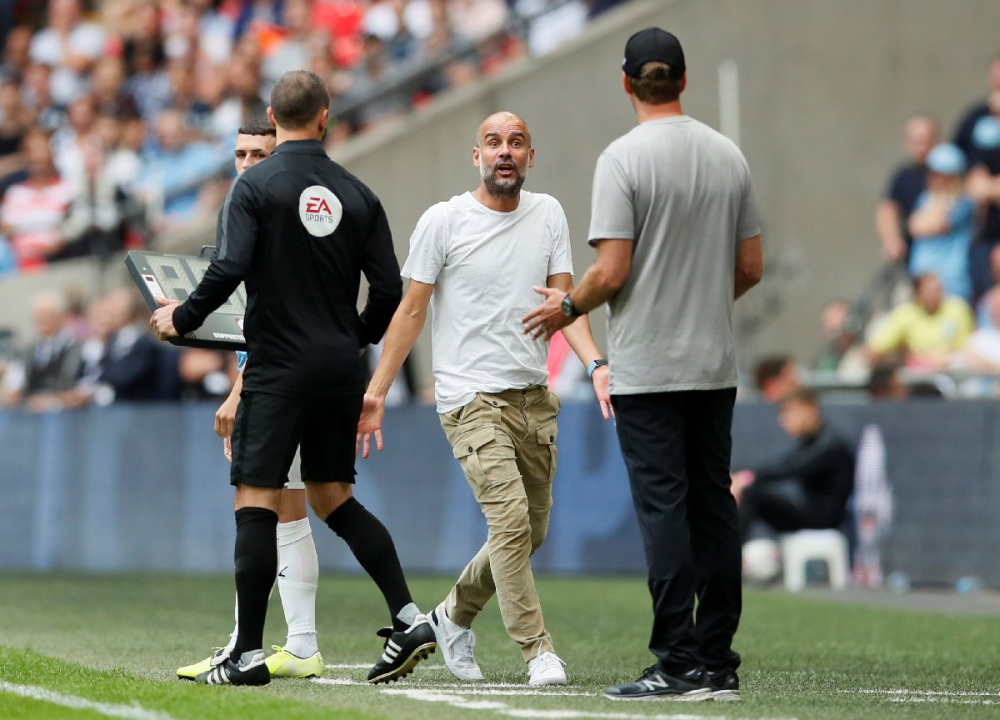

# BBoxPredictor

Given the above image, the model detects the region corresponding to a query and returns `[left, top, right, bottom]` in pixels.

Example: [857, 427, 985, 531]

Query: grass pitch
[0, 573, 998, 719]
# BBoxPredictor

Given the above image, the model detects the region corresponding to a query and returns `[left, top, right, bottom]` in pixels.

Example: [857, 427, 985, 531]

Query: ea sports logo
[298, 185, 343, 237]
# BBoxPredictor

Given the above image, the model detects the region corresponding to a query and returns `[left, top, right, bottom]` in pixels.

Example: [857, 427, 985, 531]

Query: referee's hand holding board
[150, 296, 182, 341]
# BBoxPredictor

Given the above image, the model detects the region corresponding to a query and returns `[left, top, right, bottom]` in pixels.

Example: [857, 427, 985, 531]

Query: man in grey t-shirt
[525, 28, 763, 701]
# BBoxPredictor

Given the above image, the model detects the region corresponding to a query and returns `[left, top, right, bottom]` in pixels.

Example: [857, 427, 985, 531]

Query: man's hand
[522, 286, 573, 341]
[215, 391, 239, 438]
[223, 436, 233, 462]
[150, 297, 182, 341]
[356, 392, 386, 459]
[591, 364, 614, 421]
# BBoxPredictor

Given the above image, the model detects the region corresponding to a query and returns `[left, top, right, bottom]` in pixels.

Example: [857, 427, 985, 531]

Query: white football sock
[225, 594, 238, 655]
[276, 518, 319, 658]
[397, 602, 420, 627]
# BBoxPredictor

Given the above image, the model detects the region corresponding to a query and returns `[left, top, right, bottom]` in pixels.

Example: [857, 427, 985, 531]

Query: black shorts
[230, 391, 363, 488]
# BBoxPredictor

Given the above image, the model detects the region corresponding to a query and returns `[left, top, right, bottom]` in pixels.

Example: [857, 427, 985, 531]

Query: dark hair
[778, 386, 818, 407]
[754, 355, 793, 390]
[270, 70, 330, 130]
[629, 62, 682, 104]
[238, 116, 276, 137]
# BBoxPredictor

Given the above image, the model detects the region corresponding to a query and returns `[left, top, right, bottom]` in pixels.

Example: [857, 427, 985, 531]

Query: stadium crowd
[0, 0, 627, 275]
[799, 55, 1000, 399]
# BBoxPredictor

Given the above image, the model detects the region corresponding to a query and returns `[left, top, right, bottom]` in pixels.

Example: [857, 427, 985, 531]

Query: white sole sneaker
[428, 603, 483, 682]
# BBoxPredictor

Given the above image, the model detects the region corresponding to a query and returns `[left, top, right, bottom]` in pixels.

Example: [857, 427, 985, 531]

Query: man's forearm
[368, 306, 426, 398]
[560, 314, 603, 367]
[173, 259, 245, 335]
[569, 263, 624, 314]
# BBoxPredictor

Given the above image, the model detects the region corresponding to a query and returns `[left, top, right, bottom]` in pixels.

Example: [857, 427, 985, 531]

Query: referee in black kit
[151, 70, 435, 687]
[524, 29, 763, 700]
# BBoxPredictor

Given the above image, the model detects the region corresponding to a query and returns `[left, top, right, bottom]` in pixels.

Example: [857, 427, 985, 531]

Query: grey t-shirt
[589, 116, 760, 394]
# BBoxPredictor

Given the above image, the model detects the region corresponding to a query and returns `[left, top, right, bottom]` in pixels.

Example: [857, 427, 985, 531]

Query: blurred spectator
[0, 25, 34, 80]
[89, 288, 167, 403]
[261, 0, 313, 85]
[0, 77, 29, 180]
[957, 291, 1000, 373]
[732, 387, 855, 543]
[138, 108, 228, 227]
[976, 245, 1000, 327]
[28, 0, 105, 108]
[814, 299, 867, 380]
[364, 0, 433, 62]
[874, 114, 938, 264]
[62, 284, 90, 341]
[1, 290, 81, 410]
[519, 0, 587, 57]
[178, 347, 232, 400]
[907, 143, 974, 301]
[966, 90, 1000, 299]
[868, 272, 974, 369]
[90, 56, 138, 117]
[418, 13, 478, 94]
[51, 91, 96, 181]
[0, 128, 73, 270]
[338, 33, 409, 130]
[59, 134, 132, 261]
[213, 53, 267, 138]
[753, 354, 800, 402]
[953, 55, 1000, 159]
[867, 360, 909, 400]
[123, 36, 170, 126]
[22, 61, 65, 132]
[449, 0, 509, 42]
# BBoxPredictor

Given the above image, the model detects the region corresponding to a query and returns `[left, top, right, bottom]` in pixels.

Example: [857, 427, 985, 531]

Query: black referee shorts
[230, 391, 364, 488]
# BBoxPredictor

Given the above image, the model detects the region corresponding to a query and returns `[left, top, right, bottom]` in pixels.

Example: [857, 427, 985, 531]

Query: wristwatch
[561, 293, 582, 318]
[587, 359, 608, 378]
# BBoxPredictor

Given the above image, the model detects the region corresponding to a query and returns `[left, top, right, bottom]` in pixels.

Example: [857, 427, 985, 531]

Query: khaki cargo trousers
[439, 385, 560, 661]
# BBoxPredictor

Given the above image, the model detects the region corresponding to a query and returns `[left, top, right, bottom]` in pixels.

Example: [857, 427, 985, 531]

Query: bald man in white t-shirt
[359, 112, 609, 687]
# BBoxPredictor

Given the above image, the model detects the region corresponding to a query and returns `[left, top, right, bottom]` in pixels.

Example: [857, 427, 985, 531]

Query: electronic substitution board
[125, 249, 247, 351]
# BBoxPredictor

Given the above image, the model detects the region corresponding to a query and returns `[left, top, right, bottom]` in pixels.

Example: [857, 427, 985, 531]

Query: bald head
[473, 111, 535, 201]
[476, 112, 531, 149]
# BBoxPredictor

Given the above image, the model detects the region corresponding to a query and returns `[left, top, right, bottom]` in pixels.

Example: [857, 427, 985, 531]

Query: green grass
[0, 573, 998, 719]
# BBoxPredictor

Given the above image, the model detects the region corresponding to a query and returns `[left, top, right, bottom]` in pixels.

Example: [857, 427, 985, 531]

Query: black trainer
[708, 668, 740, 700]
[195, 650, 270, 686]
[604, 665, 711, 701]
[367, 615, 437, 684]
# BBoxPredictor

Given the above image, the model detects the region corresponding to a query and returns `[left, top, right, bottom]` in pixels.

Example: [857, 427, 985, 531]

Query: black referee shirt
[172, 139, 402, 396]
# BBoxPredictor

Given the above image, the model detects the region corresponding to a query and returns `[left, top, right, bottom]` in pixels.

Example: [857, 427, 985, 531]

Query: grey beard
[482, 169, 525, 197]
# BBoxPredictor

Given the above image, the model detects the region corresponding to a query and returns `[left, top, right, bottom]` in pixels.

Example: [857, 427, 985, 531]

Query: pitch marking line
[382, 688, 798, 719]
[0, 680, 177, 720]
[325, 663, 449, 670]
[847, 689, 998, 705]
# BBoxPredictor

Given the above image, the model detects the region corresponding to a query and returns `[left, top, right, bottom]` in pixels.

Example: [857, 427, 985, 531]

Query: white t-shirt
[402, 190, 573, 412]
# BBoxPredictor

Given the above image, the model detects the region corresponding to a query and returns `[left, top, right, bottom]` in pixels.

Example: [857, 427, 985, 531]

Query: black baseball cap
[622, 27, 685, 79]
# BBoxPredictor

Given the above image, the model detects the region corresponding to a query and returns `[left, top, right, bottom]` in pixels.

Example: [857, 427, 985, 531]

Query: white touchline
[852, 689, 1000, 697]
[377, 687, 799, 720]
[325, 663, 447, 670]
[0, 681, 176, 720]
[889, 698, 997, 705]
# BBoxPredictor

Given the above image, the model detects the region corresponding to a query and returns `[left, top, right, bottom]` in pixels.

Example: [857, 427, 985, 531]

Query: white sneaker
[428, 601, 483, 682]
[527, 648, 567, 686]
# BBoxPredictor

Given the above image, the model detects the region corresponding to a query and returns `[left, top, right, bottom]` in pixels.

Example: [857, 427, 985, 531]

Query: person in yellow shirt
[868, 272, 974, 369]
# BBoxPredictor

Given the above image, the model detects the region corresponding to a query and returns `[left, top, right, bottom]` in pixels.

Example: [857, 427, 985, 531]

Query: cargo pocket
[453, 425, 497, 493]
[535, 420, 558, 484]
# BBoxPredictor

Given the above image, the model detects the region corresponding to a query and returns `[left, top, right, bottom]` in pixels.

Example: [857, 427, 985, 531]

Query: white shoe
[527, 648, 567, 686]
[428, 602, 483, 682]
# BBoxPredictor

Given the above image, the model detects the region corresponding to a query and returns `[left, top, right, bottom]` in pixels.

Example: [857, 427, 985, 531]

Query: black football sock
[326, 497, 414, 630]
[232, 507, 279, 660]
